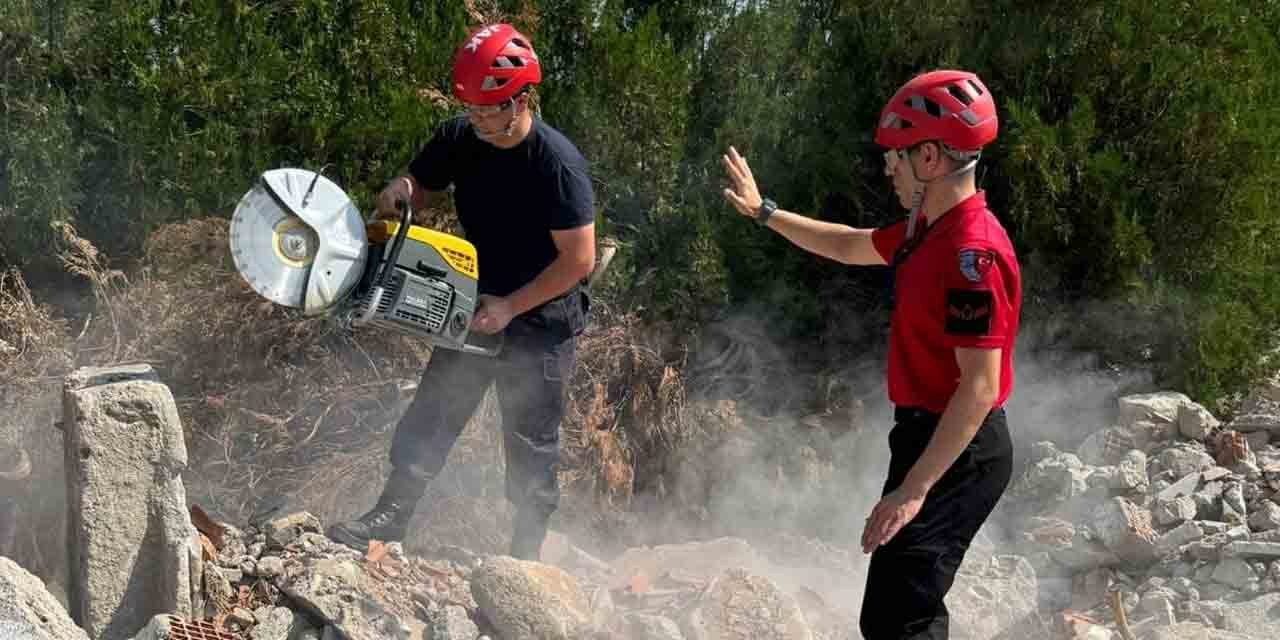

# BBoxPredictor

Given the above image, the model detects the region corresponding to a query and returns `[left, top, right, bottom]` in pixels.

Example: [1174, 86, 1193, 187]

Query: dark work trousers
[388, 288, 586, 529]
[859, 406, 1013, 640]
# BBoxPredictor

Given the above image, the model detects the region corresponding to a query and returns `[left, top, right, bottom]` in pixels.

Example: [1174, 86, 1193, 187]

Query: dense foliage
[3, 0, 1278, 403]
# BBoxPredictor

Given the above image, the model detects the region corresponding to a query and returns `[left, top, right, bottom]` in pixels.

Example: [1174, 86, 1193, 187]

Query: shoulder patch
[946, 289, 993, 335]
[958, 248, 996, 283]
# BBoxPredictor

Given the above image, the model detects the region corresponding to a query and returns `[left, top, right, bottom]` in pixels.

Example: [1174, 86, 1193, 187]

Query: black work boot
[509, 505, 552, 561]
[327, 467, 428, 551]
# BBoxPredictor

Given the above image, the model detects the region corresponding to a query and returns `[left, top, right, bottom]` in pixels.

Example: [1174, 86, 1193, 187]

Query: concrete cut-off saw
[229, 167, 501, 356]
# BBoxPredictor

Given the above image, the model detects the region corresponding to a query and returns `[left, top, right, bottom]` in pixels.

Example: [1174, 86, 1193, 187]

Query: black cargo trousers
[388, 287, 587, 556]
[859, 406, 1014, 639]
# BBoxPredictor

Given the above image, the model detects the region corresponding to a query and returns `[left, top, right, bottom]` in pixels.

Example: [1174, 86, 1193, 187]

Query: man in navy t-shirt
[328, 24, 596, 562]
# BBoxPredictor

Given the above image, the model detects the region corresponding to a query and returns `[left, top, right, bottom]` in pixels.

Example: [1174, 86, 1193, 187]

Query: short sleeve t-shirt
[870, 191, 1022, 413]
[408, 115, 595, 297]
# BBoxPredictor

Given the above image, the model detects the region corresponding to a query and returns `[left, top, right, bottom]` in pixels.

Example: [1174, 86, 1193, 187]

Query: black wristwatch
[755, 198, 777, 226]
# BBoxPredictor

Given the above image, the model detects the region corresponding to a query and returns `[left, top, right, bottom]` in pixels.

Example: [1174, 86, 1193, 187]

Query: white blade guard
[229, 168, 368, 314]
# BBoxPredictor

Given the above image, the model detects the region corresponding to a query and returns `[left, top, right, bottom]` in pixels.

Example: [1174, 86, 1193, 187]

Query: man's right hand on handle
[375, 177, 415, 221]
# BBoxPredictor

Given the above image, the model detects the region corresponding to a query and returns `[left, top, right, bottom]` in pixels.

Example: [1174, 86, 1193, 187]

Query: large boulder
[61, 365, 197, 640]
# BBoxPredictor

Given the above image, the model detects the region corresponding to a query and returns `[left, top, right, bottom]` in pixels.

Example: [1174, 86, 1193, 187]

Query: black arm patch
[945, 289, 994, 335]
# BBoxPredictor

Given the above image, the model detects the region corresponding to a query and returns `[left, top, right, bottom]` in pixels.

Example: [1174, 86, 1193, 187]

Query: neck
[920, 173, 977, 224]
[486, 109, 534, 149]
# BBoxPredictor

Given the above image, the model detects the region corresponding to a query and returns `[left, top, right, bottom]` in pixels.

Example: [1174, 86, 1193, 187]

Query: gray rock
[1143, 622, 1254, 639]
[470, 557, 591, 640]
[1178, 403, 1221, 440]
[1249, 501, 1280, 531]
[681, 568, 812, 640]
[1119, 392, 1190, 427]
[1159, 472, 1202, 502]
[423, 605, 479, 640]
[1071, 567, 1119, 611]
[946, 555, 1037, 640]
[249, 606, 312, 640]
[1220, 593, 1280, 637]
[278, 558, 410, 640]
[1156, 446, 1216, 479]
[1224, 541, 1280, 559]
[1115, 450, 1150, 492]
[1155, 496, 1199, 526]
[62, 365, 196, 640]
[623, 614, 685, 640]
[262, 512, 322, 550]
[256, 556, 285, 578]
[0, 556, 89, 640]
[1211, 558, 1258, 590]
[1223, 483, 1248, 524]
[1093, 497, 1159, 567]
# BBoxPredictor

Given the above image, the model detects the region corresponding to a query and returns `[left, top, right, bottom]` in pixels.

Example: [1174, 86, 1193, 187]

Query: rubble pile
[160, 509, 858, 640]
[6, 363, 1280, 639]
[1002, 385, 1280, 639]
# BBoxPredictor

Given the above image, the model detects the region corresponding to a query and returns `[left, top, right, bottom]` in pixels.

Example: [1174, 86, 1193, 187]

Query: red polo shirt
[871, 191, 1021, 414]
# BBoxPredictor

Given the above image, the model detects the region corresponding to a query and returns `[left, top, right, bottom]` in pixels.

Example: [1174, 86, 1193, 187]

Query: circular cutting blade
[230, 169, 369, 313]
[230, 182, 318, 308]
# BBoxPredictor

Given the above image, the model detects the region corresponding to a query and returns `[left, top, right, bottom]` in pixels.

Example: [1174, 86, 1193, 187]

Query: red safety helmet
[875, 70, 998, 152]
[451, 24, 542, 106]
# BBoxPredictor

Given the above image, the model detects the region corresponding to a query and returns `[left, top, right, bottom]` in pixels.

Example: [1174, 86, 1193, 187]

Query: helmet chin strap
[502, 101, 521, 137]
[904, 147, 980, 240]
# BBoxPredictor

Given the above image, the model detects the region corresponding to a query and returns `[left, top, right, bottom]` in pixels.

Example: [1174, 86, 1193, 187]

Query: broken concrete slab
[470, 557, 591, 640]
[947, 554, 1037, 640]
[1155, 446, 1216, 479]
[1143, 622, 1255, 640]
[62, 364, 197, 640]
[1158, 472, 1202, 502]
[1223, 483, 1248, 524]
[1156, 521, 1205, 556]
[1114, 450, 1149, 493]
[278, 557, 412, 640]
[1210, 557, 1258, 590]
[1219, 593, 1280, 637]
[1154, 495, 1198, 526]
[1119, 392, 1190, 427]
[1227, 411, 1280, 434]
[1092, 497, 1159, 567]
[0, 556, 89, 640]
[1178, 403, 1220, 441]
[1224, 541, 1280, 559]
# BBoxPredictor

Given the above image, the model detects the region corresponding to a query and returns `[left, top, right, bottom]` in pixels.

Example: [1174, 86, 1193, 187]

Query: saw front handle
[352, 198, 413, 328]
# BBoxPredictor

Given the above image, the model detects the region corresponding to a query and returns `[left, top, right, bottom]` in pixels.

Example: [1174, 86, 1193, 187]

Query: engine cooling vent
[393, 278, 453, 332]
[353, 271, 404, 316]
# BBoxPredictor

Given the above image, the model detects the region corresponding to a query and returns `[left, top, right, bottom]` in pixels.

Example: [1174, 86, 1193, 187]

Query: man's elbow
[569, 246, 596, 280]
[963, 375, 1000, 407]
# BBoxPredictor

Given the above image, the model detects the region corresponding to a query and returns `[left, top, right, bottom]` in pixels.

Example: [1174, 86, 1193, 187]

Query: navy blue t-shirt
[408, 115, 595, 298]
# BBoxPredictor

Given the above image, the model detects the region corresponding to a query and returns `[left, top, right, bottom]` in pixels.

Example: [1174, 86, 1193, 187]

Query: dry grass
[53, 220, 434, 523]
[2, 216, 705, 573]
[0, 266, 74, 574]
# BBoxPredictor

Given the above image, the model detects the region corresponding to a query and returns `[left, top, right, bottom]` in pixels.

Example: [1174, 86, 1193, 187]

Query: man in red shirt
[721, 70, 1020, 639]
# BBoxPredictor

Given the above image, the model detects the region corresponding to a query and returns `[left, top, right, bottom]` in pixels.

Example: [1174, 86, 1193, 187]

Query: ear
[923, 142, 942, 167]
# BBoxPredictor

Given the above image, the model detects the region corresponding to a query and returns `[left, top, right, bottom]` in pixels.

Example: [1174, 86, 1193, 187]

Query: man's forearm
[899, 380, 997, 496]
[505, 254, 592, 317]
[765, 210, 875, 265]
